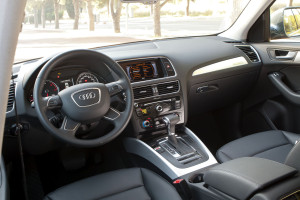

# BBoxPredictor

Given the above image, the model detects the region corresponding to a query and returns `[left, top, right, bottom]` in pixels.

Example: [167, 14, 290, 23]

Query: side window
[284, 9, 297, 35]
[270, 0, 300, 40]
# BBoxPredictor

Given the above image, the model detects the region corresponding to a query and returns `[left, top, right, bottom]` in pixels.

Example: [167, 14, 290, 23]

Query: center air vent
[7, 83, 15, 112]
[157, 81, 179, 95]
[235, 45, 260, 63]
[133, 86, 154, 99]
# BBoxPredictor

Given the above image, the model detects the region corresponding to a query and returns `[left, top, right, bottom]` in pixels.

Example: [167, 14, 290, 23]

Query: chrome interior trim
[235, 45, 261, 62]
[103, 107, 121, 120]
[124, 127, 218, 179]
[63, 118, 80, 131]
[293, 51, 300, 63]
[192, 56, 248, 76]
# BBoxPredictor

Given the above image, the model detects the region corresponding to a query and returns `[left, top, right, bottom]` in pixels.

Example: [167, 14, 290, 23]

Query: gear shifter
[163, 113, 180, 145]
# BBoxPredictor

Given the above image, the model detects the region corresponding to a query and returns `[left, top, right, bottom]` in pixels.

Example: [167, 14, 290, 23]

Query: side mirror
[271, 7, 300, 39]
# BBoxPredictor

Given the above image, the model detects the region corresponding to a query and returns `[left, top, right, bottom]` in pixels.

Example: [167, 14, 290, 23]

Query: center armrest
[203, 157, 297, 200]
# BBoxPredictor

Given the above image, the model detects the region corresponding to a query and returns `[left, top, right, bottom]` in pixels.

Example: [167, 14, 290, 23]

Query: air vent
[133, 86, 154, 99]
[224, 40, 243, 44]
[157, 81, 179, 95]
[7, 83, 15, 112]
[235, 45, 260, 62]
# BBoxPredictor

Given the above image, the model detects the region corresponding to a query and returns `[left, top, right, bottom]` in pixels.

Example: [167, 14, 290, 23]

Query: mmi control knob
[156, 104, 163, 112]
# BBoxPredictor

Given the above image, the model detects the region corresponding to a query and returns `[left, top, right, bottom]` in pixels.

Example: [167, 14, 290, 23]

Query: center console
[119, 56, 300, 200]
[119, 57, 218, 180]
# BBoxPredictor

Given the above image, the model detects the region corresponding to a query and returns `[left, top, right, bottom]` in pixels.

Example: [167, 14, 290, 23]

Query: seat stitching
[95, 185, 146, 200]
[251, 143, 291, 157]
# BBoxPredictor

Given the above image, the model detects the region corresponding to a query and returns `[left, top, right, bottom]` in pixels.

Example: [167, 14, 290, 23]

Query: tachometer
[76, 72, 99, 84]
[42, 80, 59, 97]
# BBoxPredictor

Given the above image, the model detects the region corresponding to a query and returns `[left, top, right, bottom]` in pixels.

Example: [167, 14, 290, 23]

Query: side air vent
[235, 45, 260, 63]
[7, 83, 15, 112]
[133, 86, 154, 99]
[157, 81, 179, 95]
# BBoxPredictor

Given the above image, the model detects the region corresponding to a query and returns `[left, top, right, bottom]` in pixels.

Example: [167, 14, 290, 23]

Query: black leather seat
[217, 130, 300, 163]
[44, 168, 182, 200]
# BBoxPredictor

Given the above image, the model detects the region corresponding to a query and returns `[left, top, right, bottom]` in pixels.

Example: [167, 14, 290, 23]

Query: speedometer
[76, 72, 99, 84]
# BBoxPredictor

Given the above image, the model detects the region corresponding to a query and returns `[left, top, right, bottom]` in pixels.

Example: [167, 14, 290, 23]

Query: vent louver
[157, 81, 179, 95]
[7, 83, 15, 112]
[235, 45, 260, 63]
[133, 86, 154, 99]
[224, 40, 243, 44]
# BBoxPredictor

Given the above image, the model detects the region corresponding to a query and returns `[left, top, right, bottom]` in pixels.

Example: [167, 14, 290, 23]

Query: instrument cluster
[28, 68, 106, 103]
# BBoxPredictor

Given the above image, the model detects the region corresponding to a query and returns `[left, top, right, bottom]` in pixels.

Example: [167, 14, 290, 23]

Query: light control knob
[156, 105, 163, 112]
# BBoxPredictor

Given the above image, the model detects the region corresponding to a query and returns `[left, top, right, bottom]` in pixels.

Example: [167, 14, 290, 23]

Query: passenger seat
[216, 130, 300, 163]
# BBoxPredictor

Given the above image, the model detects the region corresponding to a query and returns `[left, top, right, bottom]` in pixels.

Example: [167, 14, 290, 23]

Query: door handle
[268, 49, 297, 60]
[275, 51, 297, 60]
[268, 72, 300, 105]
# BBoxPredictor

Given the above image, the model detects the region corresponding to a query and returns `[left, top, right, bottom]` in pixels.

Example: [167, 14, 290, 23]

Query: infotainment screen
[118, 59, 165, 82]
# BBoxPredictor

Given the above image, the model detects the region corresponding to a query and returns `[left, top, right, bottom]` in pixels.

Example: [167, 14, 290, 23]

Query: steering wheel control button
[108, 84, 123, 96]
[47, 96, 62, 107]
[71, 88, 101, 107]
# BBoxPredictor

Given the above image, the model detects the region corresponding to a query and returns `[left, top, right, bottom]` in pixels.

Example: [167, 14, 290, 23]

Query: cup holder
[189, 173, 204, 183]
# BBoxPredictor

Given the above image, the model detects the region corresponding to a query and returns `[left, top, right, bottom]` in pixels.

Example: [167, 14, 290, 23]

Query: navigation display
[126, 61, 158, 81]
[118, 58, 165, 82]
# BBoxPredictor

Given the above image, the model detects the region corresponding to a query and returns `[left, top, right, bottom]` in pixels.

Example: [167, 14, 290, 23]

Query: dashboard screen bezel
[118, 58, 165, 82]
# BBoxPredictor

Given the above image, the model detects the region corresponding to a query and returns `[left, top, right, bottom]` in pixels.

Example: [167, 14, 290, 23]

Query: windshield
[15, 0, 251, 63]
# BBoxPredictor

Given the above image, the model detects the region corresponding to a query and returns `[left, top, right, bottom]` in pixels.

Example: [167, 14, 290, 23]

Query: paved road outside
[15, 16, 226, 63]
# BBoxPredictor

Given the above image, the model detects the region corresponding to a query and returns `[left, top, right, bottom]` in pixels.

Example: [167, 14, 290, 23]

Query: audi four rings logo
[78, 92, 96, 100]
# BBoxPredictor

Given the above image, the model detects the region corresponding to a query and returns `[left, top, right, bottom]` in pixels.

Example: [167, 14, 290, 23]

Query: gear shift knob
[163, 113, 180, 145]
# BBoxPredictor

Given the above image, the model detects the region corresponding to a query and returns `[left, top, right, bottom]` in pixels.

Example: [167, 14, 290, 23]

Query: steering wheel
[33, 49, 133, 147]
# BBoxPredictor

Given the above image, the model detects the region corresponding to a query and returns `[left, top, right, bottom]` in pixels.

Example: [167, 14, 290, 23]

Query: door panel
[241, 43, 300, 136]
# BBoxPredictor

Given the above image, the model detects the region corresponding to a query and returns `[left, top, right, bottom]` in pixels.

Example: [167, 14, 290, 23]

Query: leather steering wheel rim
[33, 49, 133, 147]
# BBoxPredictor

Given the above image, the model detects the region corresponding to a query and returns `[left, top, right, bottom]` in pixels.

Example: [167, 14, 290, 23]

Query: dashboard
[5, 36, 263, 155]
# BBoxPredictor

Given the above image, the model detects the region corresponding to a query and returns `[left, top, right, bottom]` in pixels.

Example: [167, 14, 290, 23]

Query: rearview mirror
[271, 7, 300, 39]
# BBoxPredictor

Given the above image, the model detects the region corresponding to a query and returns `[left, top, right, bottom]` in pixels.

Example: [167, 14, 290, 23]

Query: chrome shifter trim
[124, 127, 218, 179]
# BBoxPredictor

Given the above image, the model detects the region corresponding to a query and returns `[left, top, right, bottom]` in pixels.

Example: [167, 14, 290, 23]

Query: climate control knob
[142, 120, 150, 128]
[156, 105, 163, 112]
